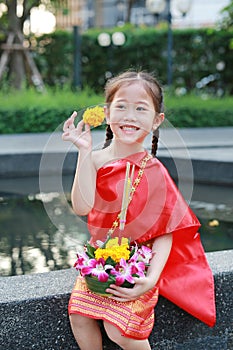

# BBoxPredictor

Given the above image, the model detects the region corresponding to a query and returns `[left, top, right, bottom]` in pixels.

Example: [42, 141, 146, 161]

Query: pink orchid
[128, 243, 140, 263]
[137, 246, 152, 264]
[111, 258, 135, 286]
[130, 260, 146, 278]
[74, 251, 90, 269]
[129, 250, 139, 263]
[81, 258, 114, 282]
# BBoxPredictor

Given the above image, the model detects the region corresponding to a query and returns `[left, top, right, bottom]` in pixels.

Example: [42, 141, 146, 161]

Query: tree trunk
[7, 0, 25, 89]
[126, 0, 136, 23]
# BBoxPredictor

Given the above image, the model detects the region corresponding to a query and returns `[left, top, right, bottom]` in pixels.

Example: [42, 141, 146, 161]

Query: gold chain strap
[107, 153, 152, 237]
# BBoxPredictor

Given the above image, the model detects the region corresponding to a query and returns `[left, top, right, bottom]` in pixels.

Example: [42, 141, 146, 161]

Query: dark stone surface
[0, 152, 77, 178]
[0, 250, 232, 350]
[0, 150, 232, 186]
[149, 271, 233, 350]
[159, 157, 233, 185]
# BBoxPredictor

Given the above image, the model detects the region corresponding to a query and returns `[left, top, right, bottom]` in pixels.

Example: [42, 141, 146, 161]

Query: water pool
[0, 176, 232, 276]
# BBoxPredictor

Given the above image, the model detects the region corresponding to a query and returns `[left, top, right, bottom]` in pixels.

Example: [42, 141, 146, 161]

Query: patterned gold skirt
[68, 276, 159, 340]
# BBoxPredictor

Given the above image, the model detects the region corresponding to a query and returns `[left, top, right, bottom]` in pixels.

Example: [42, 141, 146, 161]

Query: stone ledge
[0, 151, 232, 186]
[0, 250, 232, 350]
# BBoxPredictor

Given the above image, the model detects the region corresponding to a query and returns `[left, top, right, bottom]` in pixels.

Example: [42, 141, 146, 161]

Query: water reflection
[0, 193, 89, 276]
[0, 178, 232, 277]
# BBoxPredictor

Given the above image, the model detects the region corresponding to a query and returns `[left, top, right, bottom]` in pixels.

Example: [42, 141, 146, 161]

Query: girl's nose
[123, 104, 137, 120]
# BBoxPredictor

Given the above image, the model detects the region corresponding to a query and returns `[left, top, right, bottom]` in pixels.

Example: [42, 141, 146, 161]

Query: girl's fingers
[85, 123, 91, 133]
[106, 285, 132, 297]
[62, 114, 92, 147]
[63, 118, 74, 132]
[76, 119, 85, 133]
[63, 119, 70, 132]
[71, 110, 77, 118]
[69, 111, 78, 127]
[108, 292, 137, 302]
[63, 111, 78, 131]
[62, 131, 69, 138]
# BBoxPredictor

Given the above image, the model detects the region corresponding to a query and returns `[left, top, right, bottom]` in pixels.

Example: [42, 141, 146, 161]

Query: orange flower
[82, 106, 105, 127]
[95, 238, 130, 263]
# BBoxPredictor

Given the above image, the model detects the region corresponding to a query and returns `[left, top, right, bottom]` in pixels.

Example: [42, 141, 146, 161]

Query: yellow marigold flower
[105, 238, 118, 248]
[82, 106, 105, 127]
[94, 248, 109, 261]
[95, 243, 130, 263]
[111, 246, 130, 262]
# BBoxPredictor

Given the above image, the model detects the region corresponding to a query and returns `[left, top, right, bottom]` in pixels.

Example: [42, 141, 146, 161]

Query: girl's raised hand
[62, 111, 92, 150]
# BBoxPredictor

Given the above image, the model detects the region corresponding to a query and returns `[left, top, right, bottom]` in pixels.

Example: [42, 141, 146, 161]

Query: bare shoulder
[92, 148, 113, 170]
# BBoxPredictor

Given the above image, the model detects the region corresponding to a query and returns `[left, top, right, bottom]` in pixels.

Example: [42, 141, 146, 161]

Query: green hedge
[0, 92, 232, 134]
[0, 106, 232, 134]
[166, 107, 233, 127]
[165, 94, 233, 127]
[0, 87, 104, 134]
[0, 107, 71, 133]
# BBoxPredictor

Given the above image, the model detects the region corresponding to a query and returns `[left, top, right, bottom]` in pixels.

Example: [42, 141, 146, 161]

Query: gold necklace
[107, 153, 152, 237]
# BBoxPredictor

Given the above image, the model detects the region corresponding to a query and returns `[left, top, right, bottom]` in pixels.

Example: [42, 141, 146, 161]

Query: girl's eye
[136, 106, 147, 112]
[115, 104, 126, 110]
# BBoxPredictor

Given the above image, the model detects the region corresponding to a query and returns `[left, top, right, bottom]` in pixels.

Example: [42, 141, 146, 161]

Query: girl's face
[105, 82, 164, 145]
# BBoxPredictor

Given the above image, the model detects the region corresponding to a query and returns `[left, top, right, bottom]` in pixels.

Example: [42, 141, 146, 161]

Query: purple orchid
[130, 260, 146, 277]
[137, 246, 152, 264]
[81, 258, 114, 282]
[111, 258, 136, 286]
[74, 251, 90, 269]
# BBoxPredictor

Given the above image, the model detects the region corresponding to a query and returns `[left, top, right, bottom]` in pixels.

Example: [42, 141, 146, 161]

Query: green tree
[219, 0, 233, 30]
[0, 0, 64, 90]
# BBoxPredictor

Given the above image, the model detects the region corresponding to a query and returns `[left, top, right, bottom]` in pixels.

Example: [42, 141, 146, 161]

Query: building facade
[55, 0, 152, 31]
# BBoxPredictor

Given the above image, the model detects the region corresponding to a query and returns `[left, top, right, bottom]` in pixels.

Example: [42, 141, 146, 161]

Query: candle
[119, 162, 135, 230]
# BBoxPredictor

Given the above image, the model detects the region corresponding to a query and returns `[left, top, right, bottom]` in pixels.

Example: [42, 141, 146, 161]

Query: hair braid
[151, 128, 159, 158]
[103, 124, 113, 149]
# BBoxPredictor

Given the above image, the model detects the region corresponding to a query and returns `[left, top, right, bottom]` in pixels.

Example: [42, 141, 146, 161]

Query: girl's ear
[104, 105, 110, 124]
[152, 113, 164, 130]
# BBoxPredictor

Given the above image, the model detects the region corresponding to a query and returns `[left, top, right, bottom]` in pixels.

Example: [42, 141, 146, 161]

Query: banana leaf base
[85, 275, 134, 296]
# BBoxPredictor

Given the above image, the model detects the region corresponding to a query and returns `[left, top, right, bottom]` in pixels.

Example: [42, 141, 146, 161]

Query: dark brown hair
[103, 70, 164, 157]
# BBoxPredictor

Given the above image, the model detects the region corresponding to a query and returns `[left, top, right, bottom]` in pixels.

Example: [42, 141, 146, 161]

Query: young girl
[62, 71, 216, 350]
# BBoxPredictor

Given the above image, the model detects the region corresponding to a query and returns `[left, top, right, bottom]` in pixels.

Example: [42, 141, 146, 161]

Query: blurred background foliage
[0, 88, 232, 134]
[0, 26, 232, 133]
[29, 27, 233, 94]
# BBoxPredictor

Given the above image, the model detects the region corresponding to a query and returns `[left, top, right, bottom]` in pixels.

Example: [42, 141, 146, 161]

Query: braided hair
[103, 70, 164, 157]
[103, 124, 113, 149]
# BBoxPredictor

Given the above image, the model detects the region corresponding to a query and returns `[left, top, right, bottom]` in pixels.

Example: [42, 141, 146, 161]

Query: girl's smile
[120, 124, 140, 133]
[105, 82, 160, 147]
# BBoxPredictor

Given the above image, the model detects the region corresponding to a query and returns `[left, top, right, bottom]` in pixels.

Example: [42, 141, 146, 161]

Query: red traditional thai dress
[68, 151, 216, 340]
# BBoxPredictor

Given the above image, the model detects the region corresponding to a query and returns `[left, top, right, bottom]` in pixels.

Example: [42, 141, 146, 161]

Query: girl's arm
[62, 112, 97, 215]
[71, 149, 97, 215]
[146, 233, 173, 288]
[107, 233, 173, 301]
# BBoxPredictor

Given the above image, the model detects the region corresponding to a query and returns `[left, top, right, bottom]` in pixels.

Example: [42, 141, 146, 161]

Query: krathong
[74, 237, 152, 296]
[82, 105, 105, 127]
